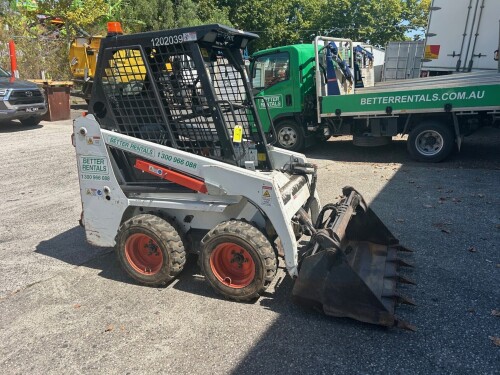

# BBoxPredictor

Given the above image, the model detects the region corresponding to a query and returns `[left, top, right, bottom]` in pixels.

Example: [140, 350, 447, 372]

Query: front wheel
[20, 116, 42, 126]
[115, 214, 186, 286]
[200, 221, 277, 301]
[275, 120, 305, 152]
[407, 121, 454, 162]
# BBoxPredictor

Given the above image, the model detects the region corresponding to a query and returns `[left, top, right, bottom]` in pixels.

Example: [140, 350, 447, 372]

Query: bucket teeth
[387, 251, 414, 268]
[393, 245, 414, 253]
[384, 292, 416, 306]
[390, 257, 414, 268]
[395, 274, 416, 285]
[384, 270, 417, 285]
[395, 318, 417, 332]
[398, 259, 414, 268]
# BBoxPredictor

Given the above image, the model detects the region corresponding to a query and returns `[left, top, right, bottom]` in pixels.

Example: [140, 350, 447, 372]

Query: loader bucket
[292, 187, 415, 330]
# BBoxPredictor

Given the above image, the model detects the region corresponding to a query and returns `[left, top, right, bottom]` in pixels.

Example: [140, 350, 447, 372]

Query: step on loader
[74, 24, 415, 330]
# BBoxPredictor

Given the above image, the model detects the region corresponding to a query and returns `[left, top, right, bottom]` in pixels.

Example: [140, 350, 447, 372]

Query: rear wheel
[275, 119, 305, 151]
[20, 117, 42, 126]
[115, 214, 186, 286]
[200, 220, 277, 301]
[407, 121, 454, 162]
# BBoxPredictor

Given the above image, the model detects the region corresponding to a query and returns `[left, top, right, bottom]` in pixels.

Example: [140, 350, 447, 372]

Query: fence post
[8, 40, 19, 78]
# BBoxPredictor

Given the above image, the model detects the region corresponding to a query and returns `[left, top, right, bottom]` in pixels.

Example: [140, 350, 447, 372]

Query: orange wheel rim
[125, 233, 163, 275]
[209, 243, 255, 288]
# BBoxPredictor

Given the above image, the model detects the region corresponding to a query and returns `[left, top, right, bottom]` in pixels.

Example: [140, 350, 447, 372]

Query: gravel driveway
[0, 117, 498, 374]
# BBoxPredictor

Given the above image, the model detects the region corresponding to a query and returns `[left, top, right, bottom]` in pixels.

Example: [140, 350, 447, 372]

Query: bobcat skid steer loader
[74, 24, 415, 330]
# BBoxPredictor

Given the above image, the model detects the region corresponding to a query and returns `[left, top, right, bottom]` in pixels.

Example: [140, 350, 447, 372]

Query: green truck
[251, 36, 500, 162]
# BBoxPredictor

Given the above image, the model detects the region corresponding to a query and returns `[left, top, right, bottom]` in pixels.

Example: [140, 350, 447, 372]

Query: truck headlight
[0, 89, 7, 98]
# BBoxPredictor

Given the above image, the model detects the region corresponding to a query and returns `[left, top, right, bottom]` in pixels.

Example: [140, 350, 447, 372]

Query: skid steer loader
[74, 24, 415, 330]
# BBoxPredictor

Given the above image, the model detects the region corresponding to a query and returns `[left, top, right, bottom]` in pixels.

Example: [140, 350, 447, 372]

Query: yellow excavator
[69, 32, 103, 100]
[69, 22, 171, 100]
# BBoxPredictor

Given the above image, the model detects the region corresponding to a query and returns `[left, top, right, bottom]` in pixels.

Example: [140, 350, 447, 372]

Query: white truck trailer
[422, 0, 500, 75]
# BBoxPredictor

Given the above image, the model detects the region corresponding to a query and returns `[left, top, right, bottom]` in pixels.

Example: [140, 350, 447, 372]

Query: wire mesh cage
[95, 32, 260, 166]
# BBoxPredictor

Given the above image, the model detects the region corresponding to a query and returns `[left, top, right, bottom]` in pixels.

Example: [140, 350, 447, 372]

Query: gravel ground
[0, 115, 498, 374]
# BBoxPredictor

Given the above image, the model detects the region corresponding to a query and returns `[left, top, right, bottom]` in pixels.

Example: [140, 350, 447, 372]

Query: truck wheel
[115, 214, 186, 286]
[275, 120, 305, 151]
[407, 121, 454, 162]
[200, 220, 277, 301]
[20, 117, 42, 126]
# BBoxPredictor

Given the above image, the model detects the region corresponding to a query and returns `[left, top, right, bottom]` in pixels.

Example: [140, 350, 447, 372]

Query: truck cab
[251, 44, 318, 151]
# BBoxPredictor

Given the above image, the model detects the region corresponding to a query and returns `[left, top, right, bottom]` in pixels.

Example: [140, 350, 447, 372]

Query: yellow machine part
[69, 36, 103, 80]
[69, 36, 172, 84]
[105, 49, 147, 82]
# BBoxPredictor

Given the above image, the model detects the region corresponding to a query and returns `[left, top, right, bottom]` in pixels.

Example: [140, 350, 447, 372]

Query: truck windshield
[0, 67, 11, 78]
[251, 52, 289, 90]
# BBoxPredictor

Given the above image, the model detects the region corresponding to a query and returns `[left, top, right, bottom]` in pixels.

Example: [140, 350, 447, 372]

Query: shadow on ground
[35, 226, 128, 285]
[35, 226, 215, 297]
[0, 120, 43, 133]
[308, 126, 500, 170]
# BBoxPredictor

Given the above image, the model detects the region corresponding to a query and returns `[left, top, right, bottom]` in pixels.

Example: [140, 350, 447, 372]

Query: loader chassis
[75, 24, 415, 329]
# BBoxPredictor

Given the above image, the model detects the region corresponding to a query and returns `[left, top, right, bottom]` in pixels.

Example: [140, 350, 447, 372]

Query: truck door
[251, 51, 295, 133]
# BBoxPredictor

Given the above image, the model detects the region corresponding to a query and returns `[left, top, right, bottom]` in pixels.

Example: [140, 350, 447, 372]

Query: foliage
[220, 0, 321, 51]
[111, 0, 231, 32]
[35, 0, 108, 33]
[0, 0, 430, 80]
[403, 0, 432, 40]
[0, 12, 68, 79]
[222, 0, 430, 50]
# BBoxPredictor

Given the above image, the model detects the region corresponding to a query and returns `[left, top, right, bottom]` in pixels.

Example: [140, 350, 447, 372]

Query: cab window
[252, 52, 289, 90]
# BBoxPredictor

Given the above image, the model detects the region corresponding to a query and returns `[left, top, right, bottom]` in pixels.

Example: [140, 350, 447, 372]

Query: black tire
[200, 220, 277, 301]
[275, 119, 305, 152]
[20, 117, 42, 126]
[407, 121, 455, 162]
[115, 214, 186, 286]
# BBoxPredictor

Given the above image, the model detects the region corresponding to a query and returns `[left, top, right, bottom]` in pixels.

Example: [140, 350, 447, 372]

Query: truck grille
[8, 90, 44, 105]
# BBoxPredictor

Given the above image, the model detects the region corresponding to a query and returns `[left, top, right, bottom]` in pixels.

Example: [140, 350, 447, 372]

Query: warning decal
[261, 185, 272, 207]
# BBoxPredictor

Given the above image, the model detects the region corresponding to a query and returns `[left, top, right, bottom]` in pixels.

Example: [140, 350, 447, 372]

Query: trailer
[251, 36, 500, 162]
[422, 0, 500, 75]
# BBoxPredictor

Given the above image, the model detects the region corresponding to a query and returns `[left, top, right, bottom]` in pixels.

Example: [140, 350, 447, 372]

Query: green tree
[0, 9, 69, 79]
[222, 0, 430, 50]
[404, 0, 431, 40]
[222, 0, 323, 51]
[111, 0, 231, 32]
[35, 0, 108, 31]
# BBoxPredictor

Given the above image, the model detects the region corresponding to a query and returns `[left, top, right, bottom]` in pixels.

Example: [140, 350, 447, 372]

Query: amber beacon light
[107, 22, 123, 36]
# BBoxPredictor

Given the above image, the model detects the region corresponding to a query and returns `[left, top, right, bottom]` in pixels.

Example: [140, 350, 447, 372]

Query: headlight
[0, 89, 7, 97]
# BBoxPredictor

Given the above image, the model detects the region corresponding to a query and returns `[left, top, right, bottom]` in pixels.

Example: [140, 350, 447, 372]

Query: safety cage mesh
[98, 41, 256, 163]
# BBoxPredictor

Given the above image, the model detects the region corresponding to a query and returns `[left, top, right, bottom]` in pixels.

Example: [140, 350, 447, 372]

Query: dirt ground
[0, 111, 498, 374]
